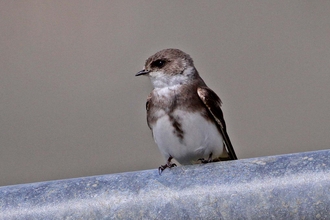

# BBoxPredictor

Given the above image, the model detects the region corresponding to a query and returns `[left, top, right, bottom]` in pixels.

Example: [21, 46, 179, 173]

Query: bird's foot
[198, 153, 213, 164]
[158, 156, 177, 175]
[158, 163, 177, 175]
[198, 158, 212, 164]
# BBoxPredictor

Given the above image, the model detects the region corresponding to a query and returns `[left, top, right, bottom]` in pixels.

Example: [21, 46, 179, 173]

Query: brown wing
[197, 87, 237, 160]
[146, 94, 152, 129]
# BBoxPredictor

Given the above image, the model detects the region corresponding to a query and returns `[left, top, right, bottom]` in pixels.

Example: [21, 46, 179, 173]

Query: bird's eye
[151, 59, 166, 68]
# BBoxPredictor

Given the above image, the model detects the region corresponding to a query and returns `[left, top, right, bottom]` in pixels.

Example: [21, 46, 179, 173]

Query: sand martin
[136, 48, 237, 173]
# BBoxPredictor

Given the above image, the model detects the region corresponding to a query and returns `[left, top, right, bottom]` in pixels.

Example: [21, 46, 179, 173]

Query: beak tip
[135, 70, 149, 76]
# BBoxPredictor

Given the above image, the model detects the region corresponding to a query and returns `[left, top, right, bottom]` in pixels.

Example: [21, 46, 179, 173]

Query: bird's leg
[198, 153, 213, 164]
[158, 156, 177, 175]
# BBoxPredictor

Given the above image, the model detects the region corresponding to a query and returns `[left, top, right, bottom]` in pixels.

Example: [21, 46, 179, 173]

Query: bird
[135, 48, 237, 174]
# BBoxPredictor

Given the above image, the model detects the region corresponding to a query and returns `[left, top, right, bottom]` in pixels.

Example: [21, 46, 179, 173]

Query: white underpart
[149, 67, 194, 88]
[152, 109, 223, 165]
[148, 66, 223, 164]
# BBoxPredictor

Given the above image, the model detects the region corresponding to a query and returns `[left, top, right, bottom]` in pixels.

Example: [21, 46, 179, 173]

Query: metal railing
[1, 150, 330, 219]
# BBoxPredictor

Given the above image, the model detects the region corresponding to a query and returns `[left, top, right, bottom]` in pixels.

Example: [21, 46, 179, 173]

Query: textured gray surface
[1, 150, 330, 219]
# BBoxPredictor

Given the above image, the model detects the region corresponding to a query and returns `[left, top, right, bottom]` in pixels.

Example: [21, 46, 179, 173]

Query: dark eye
[151, 59, 166, 68]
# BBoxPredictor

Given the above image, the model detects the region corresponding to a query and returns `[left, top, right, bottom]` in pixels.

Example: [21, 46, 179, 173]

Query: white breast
[151, 109, 224, 165]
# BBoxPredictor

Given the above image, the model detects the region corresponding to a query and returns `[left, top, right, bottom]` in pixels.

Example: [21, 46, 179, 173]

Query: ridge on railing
[1, 150, 330, 219]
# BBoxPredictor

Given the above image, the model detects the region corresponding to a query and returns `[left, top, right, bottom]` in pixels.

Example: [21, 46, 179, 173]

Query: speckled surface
[1, 150, 330, 219]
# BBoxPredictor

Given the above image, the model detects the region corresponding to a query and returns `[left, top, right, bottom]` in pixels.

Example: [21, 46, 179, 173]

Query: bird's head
[136, 48, 198, 89]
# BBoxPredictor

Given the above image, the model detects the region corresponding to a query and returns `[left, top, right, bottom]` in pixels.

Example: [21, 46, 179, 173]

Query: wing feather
[197, 87, 237, 160]
[146, 94, 152, 129]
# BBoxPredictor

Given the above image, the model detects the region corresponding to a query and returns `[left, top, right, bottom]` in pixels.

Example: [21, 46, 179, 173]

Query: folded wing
[197, 87, 237, 160]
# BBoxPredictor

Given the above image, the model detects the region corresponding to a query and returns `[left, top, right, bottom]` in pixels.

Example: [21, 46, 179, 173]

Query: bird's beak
[135, 69, 150, 76]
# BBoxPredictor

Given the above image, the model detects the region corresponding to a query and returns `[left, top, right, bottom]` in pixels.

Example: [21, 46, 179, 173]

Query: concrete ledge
[1, 150, 330, 219]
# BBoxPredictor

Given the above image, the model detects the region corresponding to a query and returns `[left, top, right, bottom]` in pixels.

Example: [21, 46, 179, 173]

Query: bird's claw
[158, 163, 177, 175]
[198, 158, 210, 164]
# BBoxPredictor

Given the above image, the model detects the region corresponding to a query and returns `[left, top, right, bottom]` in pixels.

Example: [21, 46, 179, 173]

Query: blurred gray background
[1, 1, 330, 186]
